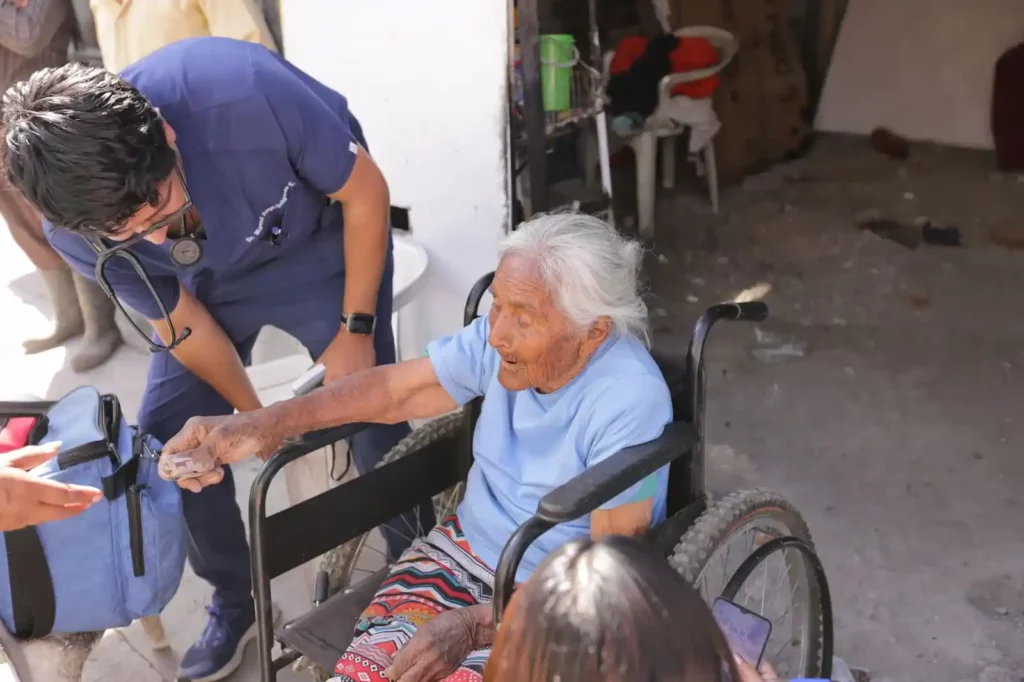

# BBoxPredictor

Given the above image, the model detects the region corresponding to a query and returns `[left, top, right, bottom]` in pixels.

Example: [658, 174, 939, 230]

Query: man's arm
[198, 0, 277, 52]
[152, 283, 262, 413]
[255, 57, 391, 382]
[0, 0, 68, 56]
[45, 227, 260, 414]
[314, 146, 391, 381]
[329, 147, 389, 330]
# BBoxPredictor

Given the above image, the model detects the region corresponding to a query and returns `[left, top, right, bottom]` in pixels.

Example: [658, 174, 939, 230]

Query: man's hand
[383, 605, 493, 682]
[160, 413, 285, 493]
[0, 442, 103, 532]
[318, 330, 375, 384]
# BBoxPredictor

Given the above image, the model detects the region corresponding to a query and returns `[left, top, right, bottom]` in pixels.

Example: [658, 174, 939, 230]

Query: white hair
[498, 212, 650, 346]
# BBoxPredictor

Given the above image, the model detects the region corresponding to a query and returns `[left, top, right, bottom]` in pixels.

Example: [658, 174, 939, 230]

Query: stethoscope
[85, 166, 202, 353]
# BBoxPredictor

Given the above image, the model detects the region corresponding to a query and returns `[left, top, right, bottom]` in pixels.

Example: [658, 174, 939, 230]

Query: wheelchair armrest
[264, 423, 369, 474]
[536, 422, 697, 524]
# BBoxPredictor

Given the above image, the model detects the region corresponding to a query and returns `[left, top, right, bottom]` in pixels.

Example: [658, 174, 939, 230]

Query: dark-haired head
[1, 63, 176, 234]
[485, 535, 739, 682]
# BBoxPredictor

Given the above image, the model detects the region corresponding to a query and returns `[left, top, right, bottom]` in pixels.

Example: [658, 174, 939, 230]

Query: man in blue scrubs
[0, 37, 420, 681]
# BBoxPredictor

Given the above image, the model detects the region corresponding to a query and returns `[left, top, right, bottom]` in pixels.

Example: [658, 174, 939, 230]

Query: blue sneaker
[178, 605, 257, 682]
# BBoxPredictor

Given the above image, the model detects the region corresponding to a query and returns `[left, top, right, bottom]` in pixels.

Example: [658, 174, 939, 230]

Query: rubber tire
[669, 489, 825, 678]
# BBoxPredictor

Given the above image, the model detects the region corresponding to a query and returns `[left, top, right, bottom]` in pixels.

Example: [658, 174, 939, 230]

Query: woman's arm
[265, 357, 457, 437]
[591, 499, 655, 539]
[161, 356, 458, 472]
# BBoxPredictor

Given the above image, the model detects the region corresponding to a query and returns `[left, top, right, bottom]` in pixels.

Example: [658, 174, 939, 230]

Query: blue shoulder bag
[0, 387, 187, 637]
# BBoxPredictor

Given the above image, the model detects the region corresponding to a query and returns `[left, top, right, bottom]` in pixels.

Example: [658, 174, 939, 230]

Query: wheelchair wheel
[318, 410, 468, 596]
[669, 489, 825, 679]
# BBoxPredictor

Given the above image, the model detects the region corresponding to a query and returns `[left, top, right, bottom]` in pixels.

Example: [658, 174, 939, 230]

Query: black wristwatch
[342, 312, 376, 335]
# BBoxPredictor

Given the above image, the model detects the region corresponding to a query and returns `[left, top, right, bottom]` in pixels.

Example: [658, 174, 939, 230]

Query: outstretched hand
[0, 442, 103, 532]
[159, 413, 284, 493]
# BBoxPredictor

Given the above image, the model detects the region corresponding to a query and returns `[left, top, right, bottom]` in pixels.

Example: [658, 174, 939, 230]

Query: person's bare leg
[0, 181, 85, 352]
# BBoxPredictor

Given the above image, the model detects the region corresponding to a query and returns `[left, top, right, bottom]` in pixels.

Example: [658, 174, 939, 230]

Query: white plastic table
[246, 231, 429, 404]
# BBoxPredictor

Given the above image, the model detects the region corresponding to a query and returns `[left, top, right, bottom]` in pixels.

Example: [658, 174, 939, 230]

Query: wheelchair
[249, 272, 835, 682]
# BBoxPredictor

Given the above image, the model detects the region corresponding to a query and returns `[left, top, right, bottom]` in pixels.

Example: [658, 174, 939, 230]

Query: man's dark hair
[486, 535, 740, 682]
[1, 63, 176, 234]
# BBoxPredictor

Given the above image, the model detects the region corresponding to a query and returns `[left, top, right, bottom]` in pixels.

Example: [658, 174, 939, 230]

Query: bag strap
[0, 401, 54, 415]
[4, 527, 56, 638]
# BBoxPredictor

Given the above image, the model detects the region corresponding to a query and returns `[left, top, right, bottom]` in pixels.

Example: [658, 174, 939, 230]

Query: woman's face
[487, 255, 607, 393]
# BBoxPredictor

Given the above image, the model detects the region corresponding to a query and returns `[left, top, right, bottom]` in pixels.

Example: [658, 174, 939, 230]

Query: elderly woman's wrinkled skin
[488, 255, 609, 394]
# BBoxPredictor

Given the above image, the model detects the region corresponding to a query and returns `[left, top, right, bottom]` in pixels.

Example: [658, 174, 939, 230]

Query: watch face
[346, 314, 375, 335]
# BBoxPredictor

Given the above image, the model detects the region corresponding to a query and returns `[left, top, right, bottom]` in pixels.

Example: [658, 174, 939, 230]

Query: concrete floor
[2, 133, 1022, 681]
[642, 134, 1024, 682]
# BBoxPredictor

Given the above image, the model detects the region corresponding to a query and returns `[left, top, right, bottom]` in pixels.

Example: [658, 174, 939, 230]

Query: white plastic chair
[593, 27, 737, 240]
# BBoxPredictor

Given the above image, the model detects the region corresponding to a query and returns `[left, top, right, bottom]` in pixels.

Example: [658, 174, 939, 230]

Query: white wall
[816, 0, 1024, 149]
[280, 0, 509, 357]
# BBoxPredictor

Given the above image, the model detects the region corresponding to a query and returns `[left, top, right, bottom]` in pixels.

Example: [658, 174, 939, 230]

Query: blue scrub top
[45, 37, 366, 341]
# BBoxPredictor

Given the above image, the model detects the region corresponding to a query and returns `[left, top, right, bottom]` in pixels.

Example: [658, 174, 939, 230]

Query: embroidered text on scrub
[246, 181, 296, 243]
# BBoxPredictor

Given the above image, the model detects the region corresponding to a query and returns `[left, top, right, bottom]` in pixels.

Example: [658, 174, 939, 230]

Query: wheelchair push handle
[709, 300, 769, 323]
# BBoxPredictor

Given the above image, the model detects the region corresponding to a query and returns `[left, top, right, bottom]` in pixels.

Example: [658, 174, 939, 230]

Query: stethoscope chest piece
[170, 236, 203, 267]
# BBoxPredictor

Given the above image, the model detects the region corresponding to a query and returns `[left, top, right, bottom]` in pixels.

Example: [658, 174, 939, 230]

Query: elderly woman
[159, 212, 673, 681]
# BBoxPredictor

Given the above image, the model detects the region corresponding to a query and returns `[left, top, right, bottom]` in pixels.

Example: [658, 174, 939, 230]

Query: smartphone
[291, 363, 326, 397]
[712, 597, 772, 667]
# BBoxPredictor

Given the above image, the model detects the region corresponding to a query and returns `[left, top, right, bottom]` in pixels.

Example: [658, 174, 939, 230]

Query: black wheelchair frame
[248, 272, 833, 681]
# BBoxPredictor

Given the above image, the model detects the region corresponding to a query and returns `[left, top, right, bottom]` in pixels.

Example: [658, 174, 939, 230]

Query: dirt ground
[641, 134, 1024, 682]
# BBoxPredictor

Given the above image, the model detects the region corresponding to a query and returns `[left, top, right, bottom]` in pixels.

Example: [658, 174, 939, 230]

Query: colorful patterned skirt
[330, 516, 494, 682]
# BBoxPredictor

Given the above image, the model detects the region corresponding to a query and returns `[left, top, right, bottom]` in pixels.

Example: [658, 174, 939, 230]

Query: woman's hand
[0, 442, 103, 531]
[383, 605, 492, 681]
[734, 655, 779, 682]
[159, 412, 285, 492]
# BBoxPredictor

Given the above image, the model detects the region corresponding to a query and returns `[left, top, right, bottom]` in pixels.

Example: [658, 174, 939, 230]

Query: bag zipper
[101, 394, 122, 451]
[126, 484, 146, 577]
[59, 394, 124, 470]
[58, 441, 116, 469]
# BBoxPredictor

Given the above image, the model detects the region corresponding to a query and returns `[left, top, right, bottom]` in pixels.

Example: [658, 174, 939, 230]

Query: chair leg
[704, 142, 720, 214]
[660, 136, 677, 189]
[580, 125, 599, 190]
[633, 133, 658, 241]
